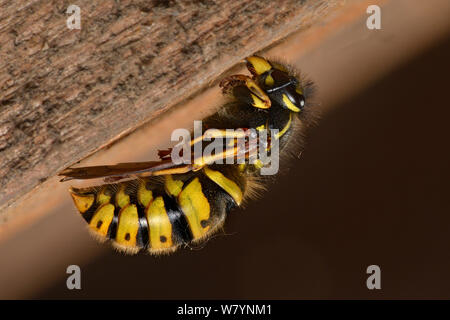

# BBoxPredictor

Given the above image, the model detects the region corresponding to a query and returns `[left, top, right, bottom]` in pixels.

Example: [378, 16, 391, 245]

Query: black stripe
[107, 203, 120, 240]
[136, 205, 149, 249]
[125, 181, 149, 249]
[81, 201, 99, 224]
[84, 185, 113, 224]
[162, 194, 193, 244]
[232, 85, 256, 107]
[198, 173, 237, 217]
[107, 182, 132, 241]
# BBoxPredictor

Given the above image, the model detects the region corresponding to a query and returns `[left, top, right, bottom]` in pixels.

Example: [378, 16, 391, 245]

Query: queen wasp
[59, 56, 315, 254]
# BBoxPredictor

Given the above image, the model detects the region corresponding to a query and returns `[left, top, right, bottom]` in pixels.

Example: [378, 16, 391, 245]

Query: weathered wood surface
[0, 0, 341, 212]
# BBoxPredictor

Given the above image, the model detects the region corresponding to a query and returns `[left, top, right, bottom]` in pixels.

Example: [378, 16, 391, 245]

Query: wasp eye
[299, 95, 305, 109]
[292, 92, 306, 110]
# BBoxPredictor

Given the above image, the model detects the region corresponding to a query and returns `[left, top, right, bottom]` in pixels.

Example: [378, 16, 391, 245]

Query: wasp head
[246, 56, 306, 113]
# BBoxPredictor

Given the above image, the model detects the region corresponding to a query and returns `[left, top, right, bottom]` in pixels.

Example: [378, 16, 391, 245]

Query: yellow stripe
[137, 180, 153, 207]
[244, 78, 271, 108]
[115, 184, 130, 208]
[246, 78, 271, 109]
[296, 87, 303, 95]
[115, 204, 139, 247]
[146, 196, 173, 250]
[89, 203, 115, 237]
[203, 167, 243, 205]
[265, 74, 274, 86]
[246, 56, 272, 75]
[250, 94, 268, 109]
[246, 79, 268, 100]
[282, 94, 300, 112]
[70, 191, 94, 214]
[96, 186, 112, 205]
[256, 124, 265, 131]
[270, 61, 289, 73]
[252, 159, 264, 169]
[178, 178, 210, 239]
[275, 112, 292, 139]
[165, 175, 184, 197]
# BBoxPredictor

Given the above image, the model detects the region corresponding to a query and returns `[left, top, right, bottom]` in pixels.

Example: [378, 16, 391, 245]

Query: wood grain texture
[0, 0, 341, 212]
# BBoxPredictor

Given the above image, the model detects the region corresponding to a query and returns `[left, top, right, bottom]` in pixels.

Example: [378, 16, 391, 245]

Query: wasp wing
[59, 128, 259, 182]
[59, 159, 182, 181]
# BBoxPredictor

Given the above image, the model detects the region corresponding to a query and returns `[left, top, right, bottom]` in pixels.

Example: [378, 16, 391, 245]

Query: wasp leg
[220, 74, 271, 109]
[157, 148, 173, 160]
[189, 128, 251, 146]
[139, 163, 204, 177]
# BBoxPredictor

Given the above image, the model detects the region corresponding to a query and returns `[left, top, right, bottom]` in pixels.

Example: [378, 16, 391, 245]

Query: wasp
[59, 56, 315, 255]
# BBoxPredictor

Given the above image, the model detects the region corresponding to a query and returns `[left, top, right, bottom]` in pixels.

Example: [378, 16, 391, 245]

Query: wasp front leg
[220, 74, 271, 109]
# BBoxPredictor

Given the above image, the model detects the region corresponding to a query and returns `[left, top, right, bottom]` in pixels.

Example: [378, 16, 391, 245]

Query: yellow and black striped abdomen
[69, 165, 246, 254]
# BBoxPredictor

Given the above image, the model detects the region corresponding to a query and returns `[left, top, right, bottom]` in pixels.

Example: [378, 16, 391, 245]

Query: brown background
[40, 36, 450, 299]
